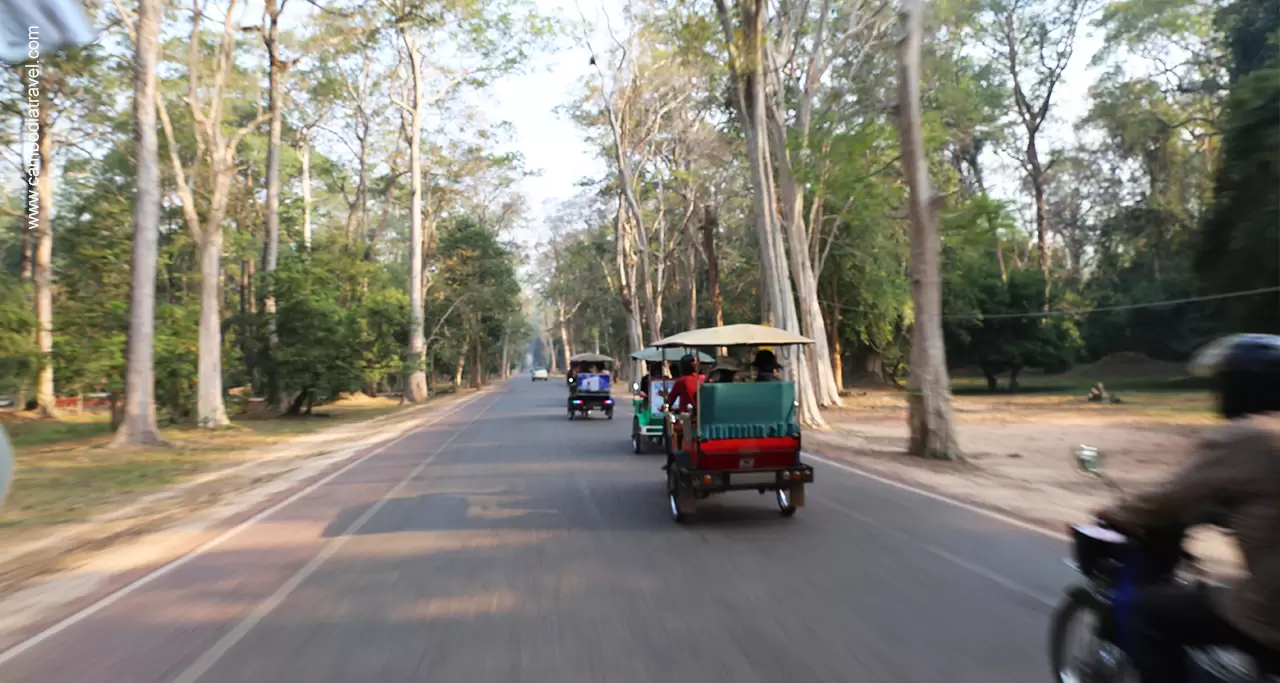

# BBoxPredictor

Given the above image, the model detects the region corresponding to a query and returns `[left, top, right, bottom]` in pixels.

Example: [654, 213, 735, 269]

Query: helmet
[1188, 334, 1280, 418]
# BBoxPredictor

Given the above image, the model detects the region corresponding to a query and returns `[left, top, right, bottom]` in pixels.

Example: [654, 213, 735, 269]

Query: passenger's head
[1189, 334, 1280, 419]
[647, 361, 663, 376]
[680, 353, 698, 376]
[752, 350, 781, 375]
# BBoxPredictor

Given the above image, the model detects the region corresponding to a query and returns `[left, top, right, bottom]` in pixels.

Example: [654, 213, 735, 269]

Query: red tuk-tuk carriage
[651, 324, 816, 523]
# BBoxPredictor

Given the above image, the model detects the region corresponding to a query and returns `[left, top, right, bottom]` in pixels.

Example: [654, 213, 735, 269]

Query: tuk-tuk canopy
[650, 324, 815, 349]
[568, 353, 615, 363]
[629, 347, 714, 363]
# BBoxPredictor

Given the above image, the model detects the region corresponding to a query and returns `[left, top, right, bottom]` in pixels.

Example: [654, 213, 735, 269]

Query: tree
[1196, 0, 1280, 333]
[114, 0, 165, 445]
[762, 0, 893, 408]
[157, 0, 268, 427]
[895, 0, 960, 459]
[982, 0, 1090, 304]
[713, 0, 825, 427]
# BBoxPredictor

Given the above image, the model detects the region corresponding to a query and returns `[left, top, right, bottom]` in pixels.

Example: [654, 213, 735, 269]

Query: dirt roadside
[805, 396, 1246, 579]
[0, 387, 493, 651]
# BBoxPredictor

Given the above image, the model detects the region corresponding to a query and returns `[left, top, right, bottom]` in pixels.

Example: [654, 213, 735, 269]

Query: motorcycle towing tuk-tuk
[649, 324, 817, 523]
[628, 347, 713, 454]
[566, 352, 616, 420]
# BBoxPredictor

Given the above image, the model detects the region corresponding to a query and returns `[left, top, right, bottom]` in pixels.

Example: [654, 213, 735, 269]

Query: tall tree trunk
[829, 282, 844, 392]
[402, 32, 429, 403]
[196, 228, 230, 427]
[769, 124, 842, 407]
[500, 326, 510, 380]
[300, 135, 312, 250]
[1029, 147, 1051, 307]
[470, 345, 482, 389]
[557, 299, 572, 373]
[33, 85, 57, 419]
[701, 204, 724, 328]
[996, 240, 1008, 282]
[714, 0, 824, 427]
[19, 221, 31, 282]
[895, 0, 960, 460]
[612, 201, 644, 374]
[686, 214, 698, 331]
[261, 0, 285, 409]
[114, 0, 165, 446]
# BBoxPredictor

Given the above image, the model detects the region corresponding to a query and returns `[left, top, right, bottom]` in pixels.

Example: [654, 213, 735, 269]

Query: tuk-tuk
[650, 324, 817, 523]
[566, 352, 616, 420]
[628, 347, 712, 454]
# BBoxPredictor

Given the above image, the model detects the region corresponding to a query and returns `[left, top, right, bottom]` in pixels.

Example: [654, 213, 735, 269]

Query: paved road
[0, 380, 1078, 682]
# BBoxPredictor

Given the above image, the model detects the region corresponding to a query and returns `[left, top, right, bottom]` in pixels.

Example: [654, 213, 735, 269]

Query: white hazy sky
[487, 0, 621, 253]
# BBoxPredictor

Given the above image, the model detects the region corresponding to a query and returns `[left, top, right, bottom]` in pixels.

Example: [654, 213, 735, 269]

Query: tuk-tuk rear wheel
[667, 470, 692, 523]
[777, 487, 798, 517]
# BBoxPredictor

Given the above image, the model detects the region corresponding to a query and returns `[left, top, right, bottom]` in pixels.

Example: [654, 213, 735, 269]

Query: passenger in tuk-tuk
[638, 362, 666, 397]
[707, 358, 740, 384]
[751, 350, 783, 382]
[664, 354, 705, 413]
[664, 355, 705, 458]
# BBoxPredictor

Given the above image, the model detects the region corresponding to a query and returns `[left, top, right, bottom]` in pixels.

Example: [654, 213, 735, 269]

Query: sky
[487, 0, 620, 255]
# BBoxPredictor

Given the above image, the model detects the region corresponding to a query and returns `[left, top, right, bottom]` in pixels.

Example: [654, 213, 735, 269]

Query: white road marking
[0, 391, 487, 670]
[170, 391, 502, 683]
[802, 451, 1070, 541]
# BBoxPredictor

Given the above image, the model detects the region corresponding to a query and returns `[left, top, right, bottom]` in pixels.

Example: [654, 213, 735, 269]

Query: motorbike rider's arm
[1100, 426, 1268, 531]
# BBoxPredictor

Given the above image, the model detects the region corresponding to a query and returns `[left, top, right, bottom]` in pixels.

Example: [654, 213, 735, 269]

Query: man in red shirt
[664, 354, 705, 460]
[664, 354, 705, 413]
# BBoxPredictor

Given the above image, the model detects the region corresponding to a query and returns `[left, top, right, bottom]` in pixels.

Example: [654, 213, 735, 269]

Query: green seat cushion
[696, 382, 799, 441]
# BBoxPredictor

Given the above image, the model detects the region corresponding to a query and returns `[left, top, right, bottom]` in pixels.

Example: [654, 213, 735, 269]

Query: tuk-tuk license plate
[731, 472, 776, 486]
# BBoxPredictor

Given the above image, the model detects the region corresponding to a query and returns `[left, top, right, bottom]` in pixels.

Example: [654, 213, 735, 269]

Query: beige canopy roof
[629, 347, 714, 362]
[650, 324, 814, 348]
[568, 352, 615, 363]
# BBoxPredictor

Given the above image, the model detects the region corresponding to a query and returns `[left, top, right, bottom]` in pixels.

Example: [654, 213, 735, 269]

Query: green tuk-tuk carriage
[566, 352, 616, 420]
[649, 324, 817, 523]
[628, 347, 713, 454]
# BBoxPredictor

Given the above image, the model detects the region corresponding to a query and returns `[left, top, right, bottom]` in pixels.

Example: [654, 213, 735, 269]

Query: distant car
[532, 367, 549, 381]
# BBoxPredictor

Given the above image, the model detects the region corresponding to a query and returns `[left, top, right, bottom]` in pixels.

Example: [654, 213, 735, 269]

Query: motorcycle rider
[1096, 333, 1280, 682]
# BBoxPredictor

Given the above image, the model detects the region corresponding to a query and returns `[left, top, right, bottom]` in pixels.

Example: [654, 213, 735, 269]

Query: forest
[1, 0, 545, 444]
[1, 0, 1278, 453]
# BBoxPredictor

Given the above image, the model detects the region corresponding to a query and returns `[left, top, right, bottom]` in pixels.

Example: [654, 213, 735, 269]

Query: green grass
[5, 419, 113, 448]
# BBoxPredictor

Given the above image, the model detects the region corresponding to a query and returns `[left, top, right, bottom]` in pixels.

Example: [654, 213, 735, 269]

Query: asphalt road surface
[0, 379, 1079, 683]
